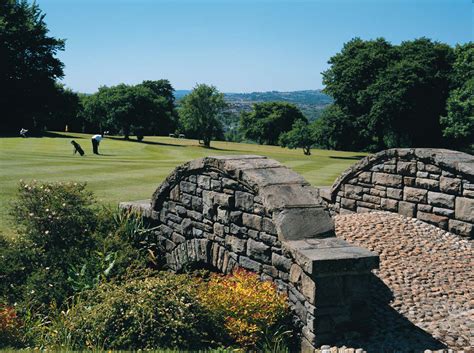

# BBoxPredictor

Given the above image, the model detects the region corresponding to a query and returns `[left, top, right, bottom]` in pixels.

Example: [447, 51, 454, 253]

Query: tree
[79, 81, 177, 139]
[312, 105, 361, 151]
[440, 43, 474, 150]
[179, 84, 227, 147]
[279, 120, 316, 155]
[240, 102, 307, 145]
[0, 0, 65, 133]
[322, 37, 455, 151]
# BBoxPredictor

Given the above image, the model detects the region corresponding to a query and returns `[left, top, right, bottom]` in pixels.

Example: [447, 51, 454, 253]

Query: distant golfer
[71, 140, 85, 156]
[91, 134, 103, 154]
[20, 128, 28, 138]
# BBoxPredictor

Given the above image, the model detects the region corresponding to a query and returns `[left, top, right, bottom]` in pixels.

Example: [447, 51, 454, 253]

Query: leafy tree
[312, 104, 361, 151]
[279, 120, 316, 155]
[179, 84, 227, 147]
[0, 0, 65, 133]
[79, 81, 177, 139]
[440, 43, 474, 150]
[322, 37, 455, 151]
[240, 102, 307, 145]
[46, 84, 81, 132]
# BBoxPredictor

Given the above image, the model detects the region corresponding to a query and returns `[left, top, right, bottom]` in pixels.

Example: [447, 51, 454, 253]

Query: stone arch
[326, 148, 474, 238]
[121, 155, 378, 349]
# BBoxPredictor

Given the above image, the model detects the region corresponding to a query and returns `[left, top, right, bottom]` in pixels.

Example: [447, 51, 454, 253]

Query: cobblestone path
[333, 212, 473, 352]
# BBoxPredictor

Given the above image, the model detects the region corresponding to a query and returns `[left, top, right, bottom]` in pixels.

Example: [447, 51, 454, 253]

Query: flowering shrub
[55, 271, 213, 350]
[199, 268, 292, 349]
[0, 304, 21, 347]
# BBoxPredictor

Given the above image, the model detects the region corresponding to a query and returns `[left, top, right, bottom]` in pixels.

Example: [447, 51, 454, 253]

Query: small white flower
[45, 230, 49, 235]
[31, 290, 35, 294]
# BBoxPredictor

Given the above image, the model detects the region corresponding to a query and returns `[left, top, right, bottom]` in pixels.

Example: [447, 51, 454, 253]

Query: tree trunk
[203, 137, 211, 148]
[304, 147, 311, 155]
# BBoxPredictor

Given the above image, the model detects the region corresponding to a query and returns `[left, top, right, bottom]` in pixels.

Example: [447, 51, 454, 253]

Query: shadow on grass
[330, 275, 446, 351]
[107, 136, 185, 148]
[329, 155, 366, 160]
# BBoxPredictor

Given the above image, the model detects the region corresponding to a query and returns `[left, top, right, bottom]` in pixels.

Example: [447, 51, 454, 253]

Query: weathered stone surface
[242, 213, 262, 230]
[427, 191, 455, 208]
[397, 161, 417, 175]
[234, 191, 253, 211]
[455, 197, 474, 222]
[344, 184, 364, 200]
[399, 201, 416, 217]
[247, 238, 270, 262]
[404, 187, 427, 203]
[362, 194, 381, 204]
[417, 211, 448, 229]
[197, 175, 211, 190]
[341, 197, 356, 210]
[448, 219, 473, 237]
[225, 235, 246, 254]
[358, 171, 372, 183]
[415, 177, 439, 190]
[180, 181, 196, 194]
[373, 172, 403, 187]
[386, 187, 403, 200]
[380, 198, 398, 211]
[238, 256, 261, 272]
[271, 252, 293, 271]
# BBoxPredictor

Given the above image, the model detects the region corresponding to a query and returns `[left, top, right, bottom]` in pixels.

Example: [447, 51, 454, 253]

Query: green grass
[0, 132, 366, 236]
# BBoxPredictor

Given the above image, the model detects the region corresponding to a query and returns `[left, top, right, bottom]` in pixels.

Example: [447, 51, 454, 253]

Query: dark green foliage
[321, 37, 458, 151]
[0, 0, 66, 134]
[279, 120, 316, 155]
[440, 43, 474, 151]
[240, 102, 307, 145]
[80, 80, 178, 138]
[179, 84, 227, 147]
[55, 272, 214, 350]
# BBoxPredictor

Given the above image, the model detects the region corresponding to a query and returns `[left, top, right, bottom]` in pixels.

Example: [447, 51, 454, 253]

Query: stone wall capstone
[120, 155, 379, 350]
[326, 149, 474, 238]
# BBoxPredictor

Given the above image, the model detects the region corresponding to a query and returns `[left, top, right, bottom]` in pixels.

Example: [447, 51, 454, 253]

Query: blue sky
[37, 0, 473, 93]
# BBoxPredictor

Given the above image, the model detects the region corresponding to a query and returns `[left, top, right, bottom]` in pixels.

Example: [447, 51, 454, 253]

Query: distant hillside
[175, 89, 333, 122]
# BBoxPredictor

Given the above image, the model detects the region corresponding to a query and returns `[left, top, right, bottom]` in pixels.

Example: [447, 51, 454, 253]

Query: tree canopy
[178, 84, 227, 147]
[278, 120, 316, 155]
[80, 80, 177, 140]
[240, 102, 307, 145]
[320, 37, 462, 152]
[0, 0, 66, 134]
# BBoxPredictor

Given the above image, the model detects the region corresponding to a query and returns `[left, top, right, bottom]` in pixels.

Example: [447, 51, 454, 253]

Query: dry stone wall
[328, 149, 474, 238]
[120, 155, 379, 350]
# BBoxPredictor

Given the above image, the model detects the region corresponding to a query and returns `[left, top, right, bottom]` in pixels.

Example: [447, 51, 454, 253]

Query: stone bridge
[321, 149, 474, 238]
[121, 155, 379, 350]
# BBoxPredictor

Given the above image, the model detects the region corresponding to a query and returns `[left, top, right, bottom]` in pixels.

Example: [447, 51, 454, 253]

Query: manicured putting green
[0, 132, 366, 236]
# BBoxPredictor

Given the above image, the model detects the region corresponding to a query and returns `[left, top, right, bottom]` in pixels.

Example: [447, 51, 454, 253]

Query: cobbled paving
[329, 212, 473, 352]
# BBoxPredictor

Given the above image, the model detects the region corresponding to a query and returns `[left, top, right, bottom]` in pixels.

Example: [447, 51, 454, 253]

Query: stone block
[289, 264, 303, 283]
[357, 201, 378, 209]
[247, 229, 259, 239]
[187, 210, 203, 221]
[383, 164, 396, 173]
[247, 238, 270, 263]
[344, 184, 363, 200]
[415, 178, 439, 191]
[358, 171, 372, 183]
[417, 204, 432, 212]
[213, 222, 225, 236]
[425, 164, 441, 173]
[403, 187, 427, 203]
[301, 272, 316, 304]
[170, 185, 180, 201]
[448, 219, 473, 237]
[216, 208, 229, 223]
[372, 172, 403, 187]
[262, 217, 277, 234]
[417, 171, 429, 178]
[439, 176, 462, 194]
[210, 179, 221, 191]
[427, 191, 455, 208]
[380, 198, 398, 211]
[417, 211, 448, 229]
[239, 256, 261, 272]
[180, 181, 196, 194]
[214, 193, 234, 208]
[362, 194, 381, 204]
[399, 201, 416, 217]
[404, 176, 415, 187]
[455, 197, 474, 222]
[242, 213, 262, 230]
[225, 235, 246, 254]
[397, 161, 417, 175]
[235, 191, 254, 211]
[386, 187, 403, 200]
[433, 207, 454, 217]
[341, 197, 356, 210]
[197, 175, 211, 190]
[272, 252, 293, 271]
[273, 207, 335, 241]
[260, 232, 277, 245]
[221, 177, 239, 189]
[369, 188, 386, 197]
[171, 232, 185, 244]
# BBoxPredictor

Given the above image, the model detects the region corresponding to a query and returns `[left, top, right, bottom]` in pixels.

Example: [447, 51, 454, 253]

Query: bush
[55, 271, 213, 350]
[0, 304, 21, 348]
[198, 268, 293, 349]
[10, 180, 97, 270]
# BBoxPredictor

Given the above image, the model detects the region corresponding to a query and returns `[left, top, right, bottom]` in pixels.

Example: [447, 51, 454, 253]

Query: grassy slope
[0, 132, 366, 236]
